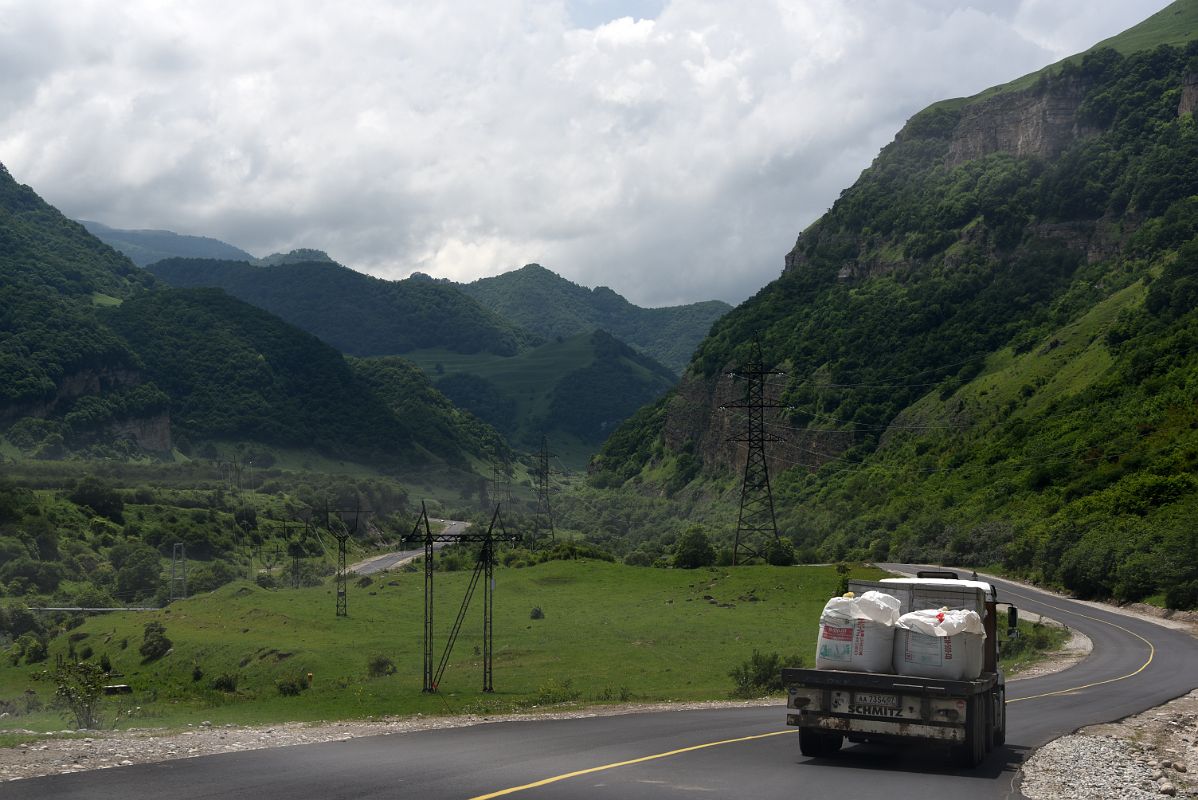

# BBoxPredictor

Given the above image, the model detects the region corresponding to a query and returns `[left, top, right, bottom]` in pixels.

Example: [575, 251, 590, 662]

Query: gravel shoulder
[0, 699, 775, 783]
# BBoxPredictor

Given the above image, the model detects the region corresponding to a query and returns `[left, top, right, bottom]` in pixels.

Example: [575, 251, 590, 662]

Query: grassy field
[1, 561, 885, 731]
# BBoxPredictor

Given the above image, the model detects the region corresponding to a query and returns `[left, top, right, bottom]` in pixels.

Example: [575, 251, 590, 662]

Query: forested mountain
[592, 1, 1198, 608]
[148, 257, 535, 357]
[147, 257, 685, 460]
[405, 329, 676, 459]
[460, 264, 731, 375]
[0, 163, 504, 469]
[80, 220, 254, 267]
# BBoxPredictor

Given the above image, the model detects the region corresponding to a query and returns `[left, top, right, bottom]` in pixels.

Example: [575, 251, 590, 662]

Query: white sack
[815, 591, 901, 673]
[893, 608, 986, 680]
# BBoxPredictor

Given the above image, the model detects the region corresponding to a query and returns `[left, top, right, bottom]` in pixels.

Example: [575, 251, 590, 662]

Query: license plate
[854, 692, 899, 708]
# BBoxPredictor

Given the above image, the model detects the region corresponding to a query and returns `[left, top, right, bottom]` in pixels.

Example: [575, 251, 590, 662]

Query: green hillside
[591, 19, 1198, 607]
[404, 330, 677, 465]
[148, 258, 535, 357]
[0, 163, 504, 474]
[460, 264, 731, 375]
[80, 221, 254, 268]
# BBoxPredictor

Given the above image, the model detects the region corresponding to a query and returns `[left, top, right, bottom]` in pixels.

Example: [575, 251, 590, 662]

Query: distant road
[348, 519, 471, 575]
[12, 565, 1197, 800]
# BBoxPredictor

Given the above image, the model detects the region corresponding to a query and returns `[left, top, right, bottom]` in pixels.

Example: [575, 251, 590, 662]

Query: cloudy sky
[0, 1, 1174, 306]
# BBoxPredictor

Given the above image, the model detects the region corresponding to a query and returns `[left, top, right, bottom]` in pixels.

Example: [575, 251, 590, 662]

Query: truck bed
[782, 667, 997, 697]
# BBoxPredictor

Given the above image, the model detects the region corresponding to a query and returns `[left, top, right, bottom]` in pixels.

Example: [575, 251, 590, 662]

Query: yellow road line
[474, 586, 1158, 798]
[468, 730, 796, 800]
[1002, 587, 1155, 703]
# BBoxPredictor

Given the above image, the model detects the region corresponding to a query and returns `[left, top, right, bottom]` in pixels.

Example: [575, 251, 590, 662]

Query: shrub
[210, 672, 239, 693]
[276, 675, 308, 696]
[367, 654, 396, 678]
[34, 661, 107, 729]
[536, 678, 581, 705]
[529, 606, 545, 620]
[765, 538, 797, 566]
[674, 526, 716, 569]
[139, 621, 172, 662]
[729, 650, 805, 698]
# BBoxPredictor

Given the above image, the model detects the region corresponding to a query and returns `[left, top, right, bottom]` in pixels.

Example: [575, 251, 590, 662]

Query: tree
[765, 538, 797, 566]
[674, 526, 716, 569]
[35, 661, 107, 729]
[115, 546, 162, 601]
[139, 620, 172, 662]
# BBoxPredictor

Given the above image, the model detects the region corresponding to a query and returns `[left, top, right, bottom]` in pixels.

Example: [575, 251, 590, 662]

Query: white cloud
[0, 0, 1174, 306]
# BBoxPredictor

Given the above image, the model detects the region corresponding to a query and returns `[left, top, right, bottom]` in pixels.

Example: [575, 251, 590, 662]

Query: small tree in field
[35, 661, 107, 729]
[674, 526, 716, 569]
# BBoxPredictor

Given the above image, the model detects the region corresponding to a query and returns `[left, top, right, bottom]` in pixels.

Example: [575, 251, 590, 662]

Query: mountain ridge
[591, 5, 1198, 608]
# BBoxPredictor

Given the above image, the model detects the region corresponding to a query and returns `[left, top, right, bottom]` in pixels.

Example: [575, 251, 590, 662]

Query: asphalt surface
[349, 520, 471, 575]
[10, 568, 1197, 800]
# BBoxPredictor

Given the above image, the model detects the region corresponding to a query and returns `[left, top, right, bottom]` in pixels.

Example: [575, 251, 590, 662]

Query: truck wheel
[953, 698, 985, 768]
[799, 728, 842, 758]
[984, 693, 995, 753]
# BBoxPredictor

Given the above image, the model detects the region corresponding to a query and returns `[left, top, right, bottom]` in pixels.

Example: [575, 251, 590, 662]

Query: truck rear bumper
[786, 713, 965, 743]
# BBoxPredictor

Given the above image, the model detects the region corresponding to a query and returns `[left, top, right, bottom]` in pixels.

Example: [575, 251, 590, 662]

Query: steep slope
[593, 6, 1198, 607]
[460, 264, 731, 374]
[148, 258, 535, 357]
[0, 165, 504, 470]
[0, 163, 166, 453]
[80, 220, 254, 267]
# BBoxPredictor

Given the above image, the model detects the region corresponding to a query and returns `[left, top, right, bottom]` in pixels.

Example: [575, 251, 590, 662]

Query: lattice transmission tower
[721, 339, 785, 565]
[533, 435, 554, 544]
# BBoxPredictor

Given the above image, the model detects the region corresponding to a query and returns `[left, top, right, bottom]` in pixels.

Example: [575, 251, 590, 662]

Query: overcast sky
[0, 1, 1174, 306]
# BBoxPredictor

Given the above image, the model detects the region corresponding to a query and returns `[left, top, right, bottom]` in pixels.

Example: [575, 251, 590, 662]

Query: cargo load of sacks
[893, 608, 986, 680]
[815, 591, 901, 673]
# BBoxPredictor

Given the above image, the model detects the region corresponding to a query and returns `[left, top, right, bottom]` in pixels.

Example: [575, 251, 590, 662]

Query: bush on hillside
[674, 527, 715, 569]
[139, 621, 172, 662]
[728, 650, 805, 698]
[367, 654, 397, 677]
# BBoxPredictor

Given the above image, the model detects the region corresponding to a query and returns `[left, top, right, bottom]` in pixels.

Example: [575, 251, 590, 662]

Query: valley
[5, 2, 1198, 797]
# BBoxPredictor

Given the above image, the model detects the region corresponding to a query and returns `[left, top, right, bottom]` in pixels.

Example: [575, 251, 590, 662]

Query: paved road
[11, 569, 1197, 800]
[349, 519, 471, 575]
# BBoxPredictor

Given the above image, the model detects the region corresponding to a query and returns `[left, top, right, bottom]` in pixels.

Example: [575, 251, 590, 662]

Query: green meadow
[2, 561, 885, 730]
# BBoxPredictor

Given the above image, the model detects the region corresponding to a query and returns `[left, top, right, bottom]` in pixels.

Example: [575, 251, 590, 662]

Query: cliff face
[108, 412, 172, 452]
[946, 78, 1094, 167]
[0, 367, 141, 424]
[1, 366, 172, 453]
[663, 371, 852, 476]
[1180, 72, 1198, 116]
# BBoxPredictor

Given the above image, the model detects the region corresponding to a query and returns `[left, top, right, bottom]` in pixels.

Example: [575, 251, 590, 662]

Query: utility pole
[491, 460, 513, 510]
[534, 435, 554, 544]
[170, 543, 187, 601]
[721, 338, 785, 565]
[326, 501, 359, 618]
[405, 502, 520, 693]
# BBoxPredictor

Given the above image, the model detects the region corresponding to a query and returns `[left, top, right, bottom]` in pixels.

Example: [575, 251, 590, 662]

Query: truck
[782, 570, 1014, 767]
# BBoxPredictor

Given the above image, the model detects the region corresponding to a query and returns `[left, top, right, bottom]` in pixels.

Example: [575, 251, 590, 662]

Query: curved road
[349, 520, 471, 575]
[11, 570, 1197, 800]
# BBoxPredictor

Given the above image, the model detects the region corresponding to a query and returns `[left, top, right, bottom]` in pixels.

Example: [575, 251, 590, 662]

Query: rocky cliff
[1180, 71, 1198, 115]
[662, 371, 853, 477]
[945, 77, 1095, 167]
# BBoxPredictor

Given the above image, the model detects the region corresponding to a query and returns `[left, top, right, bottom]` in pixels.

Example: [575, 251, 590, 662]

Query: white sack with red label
[893, 608, 986, 680]
[815, 591, 901, 673]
